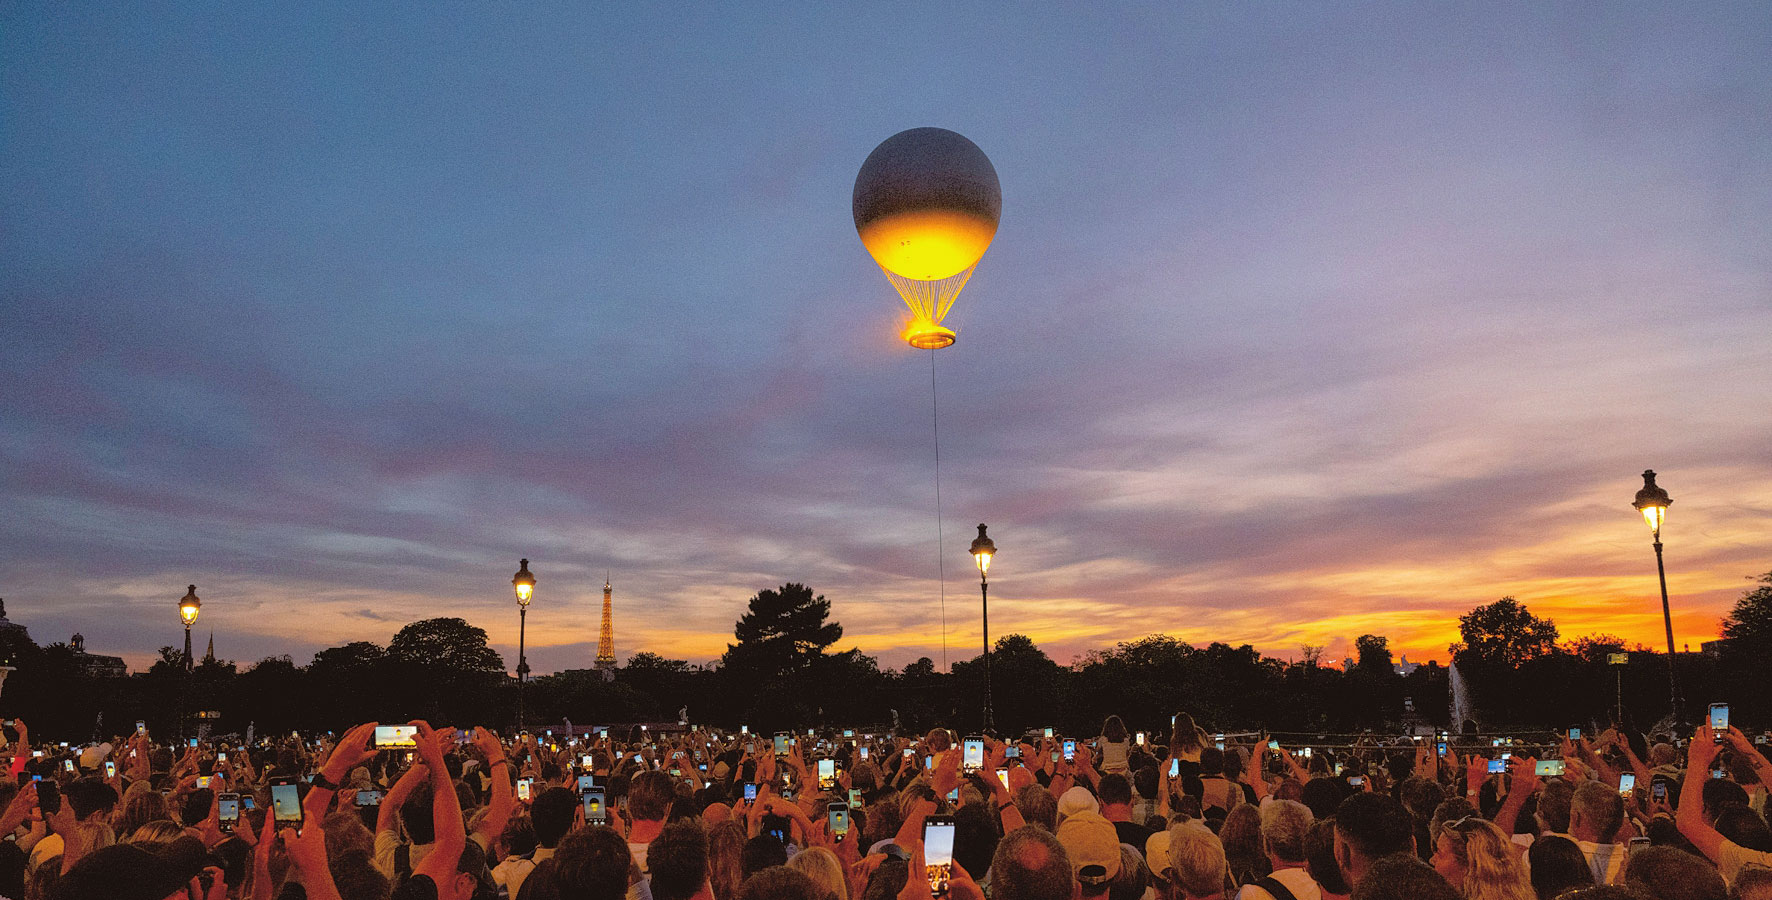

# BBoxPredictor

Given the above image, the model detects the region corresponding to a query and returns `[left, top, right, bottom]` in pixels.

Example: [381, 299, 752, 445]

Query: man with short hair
[1097, 773, 1153, 850]
[646, 820, 711, 900]
[990, 825, 1074, 900]
[1237, 799, 1319, 900]
[1569, 781, 1627, 885]
[507, 787, 577, 899]
[627, 771, 675, 874]
[1332, 793, 1414, 892]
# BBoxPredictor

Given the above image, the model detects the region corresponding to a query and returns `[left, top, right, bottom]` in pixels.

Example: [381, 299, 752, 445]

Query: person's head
[1399, 777, 1446, 825]
[631, 770, 676, 824]
[991, 825, 1074, 900]
[1170, 714, 1203, 754]
[1703, 779, 1751, 823]
[1350, 853, 1460, 900]
[1730, 864, 1772, 900]
[1306, 818, 1352, 896]
[66, 779, 119, 823]
[549, 825, 635, 900]
[1260, 799, 1312, 865]
[859, 856, 909, 900]
[1430, 815, 1530, 900]
[1527, 835, 1594, 900]
[1056, 811, 1121, 896]
[179, 788, 213, 828]
[115, 782, 172, 837]
[1015, 783, 1058, 832]
[786, 846, 846, 900]
[740, 834, 788, 877]
[1107, 845, 1149, 900]
[399, 778, 436, 845]
[532, 787, 579, 849]
[125, 820, 187, 848]
[1334, 793, 1414, 888]
[1102, 716, 1128, 744]
[1166, 820, 1228, 899]
[649, 820, 711, 900]
[707, 820, 749, 900]
[1715, 805, 1772, 852]
[1536, 780, 1574, 835]
[1097, 773, 1133, 810]
[1569, 782, 1626, 844]
[1300, 777, 1348, 821]
[737, 865, 824, 900]
[1220, 803, 1264, 867]
[953, 802, 1001, 889]
[1198, 748, 1225, 783]
[499, 811, 539, 858]
[1623, 845, 1727, 900]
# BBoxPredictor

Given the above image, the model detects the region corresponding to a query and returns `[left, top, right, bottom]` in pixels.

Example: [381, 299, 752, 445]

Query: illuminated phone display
[1062, 740, 1075, 761]
[1536, 760, 1566, 777]
[374, 725, 418, 749]
[828, 801, 849, 837]
[818, 758, 836, 790]
[582, 789, 606, 824]
[963, 737, 984, 773]
[924, 816, 955, 897]
[271, 782, 302, 828]
[1619, 773, 1637, 795]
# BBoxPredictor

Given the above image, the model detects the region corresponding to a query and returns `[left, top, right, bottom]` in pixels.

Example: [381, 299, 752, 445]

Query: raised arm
[412, 723, 466, 883]
[1676, 724, 1725, 863]
[470, 727, 513, 849]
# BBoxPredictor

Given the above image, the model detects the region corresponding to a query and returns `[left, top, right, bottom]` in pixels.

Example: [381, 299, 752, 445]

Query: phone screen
[744, 783, 758, 801]
[136, 721, 146, 735]
[859, 746, 869, 760]
[1268, 739, 1280, 751]
[1710, 704, 1730, 741]
[374, 725, 418, 749]
[1619, 773, 1637, 795]
[1568, 727, 1582, 741]
[924, 816, 955, 897]
[1043, 727, 1054, 739]
[271, 782, 302, 828]
[1136, 731, 1146, 745]
[850, 787, 863, 808]
[1349, 776, 1365, 787]
[996, 768, 1010, 790]
[818, 758, 836, 790]
[1652, 781, 1667, 800]
[774, 733, 790, 755]
[1062, 739, 1075, 761]
[218, 795, 240, 825]
[517, 779, 533, 802]
[828, 801, 849, 837]
[1169, 758, 1180, 778]
[1437, 742, 1448, 756]
[1536, 760, 1566, 777]
[105, 761, 116, 778]
[583, 789, 606, 824]
[1004, 745, 1019, 759]
[963, 738, 984, 772]
[1488, 759, 1505, 774]
[355, 790, 383, 807]
[196, 775, 212, 789]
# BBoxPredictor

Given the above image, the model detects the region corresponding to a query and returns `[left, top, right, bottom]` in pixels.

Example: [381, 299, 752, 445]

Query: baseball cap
[1055, 811, 1122, 885]
[1057, 785, 1099, 820]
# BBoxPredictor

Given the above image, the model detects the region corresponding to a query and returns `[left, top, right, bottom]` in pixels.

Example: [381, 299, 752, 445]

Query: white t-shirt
[1235, 867, 1322, 900]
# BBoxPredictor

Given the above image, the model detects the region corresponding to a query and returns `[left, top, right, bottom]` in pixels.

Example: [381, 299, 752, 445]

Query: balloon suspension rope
[931, 347, 949, 673]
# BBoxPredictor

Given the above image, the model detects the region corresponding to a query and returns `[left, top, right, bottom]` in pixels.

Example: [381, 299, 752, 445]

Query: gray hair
[1260, 799, 1313, 863]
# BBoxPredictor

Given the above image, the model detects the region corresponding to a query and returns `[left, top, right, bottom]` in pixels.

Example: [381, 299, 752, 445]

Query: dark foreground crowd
[1, 711, 1770, 900]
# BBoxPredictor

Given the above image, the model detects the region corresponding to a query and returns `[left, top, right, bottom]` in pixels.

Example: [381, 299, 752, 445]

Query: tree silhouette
[722, 583, 842, 680]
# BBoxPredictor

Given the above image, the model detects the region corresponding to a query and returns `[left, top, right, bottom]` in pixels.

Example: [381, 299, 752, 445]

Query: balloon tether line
[931, 347, 948, 673]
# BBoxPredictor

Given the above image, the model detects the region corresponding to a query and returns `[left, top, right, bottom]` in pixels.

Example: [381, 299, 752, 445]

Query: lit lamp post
[178, 585, 201, 671]
[1632, 470, 1681, 725]
[969, 524, 996, 734]
[512, 559, 536, 730]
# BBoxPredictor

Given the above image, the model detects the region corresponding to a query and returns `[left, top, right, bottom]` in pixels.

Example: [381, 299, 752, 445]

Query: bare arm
[1677, 725, 1725, 863]
[412, 724, 466, 883]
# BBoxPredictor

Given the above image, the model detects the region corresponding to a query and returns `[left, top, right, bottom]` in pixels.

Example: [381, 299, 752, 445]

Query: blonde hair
[786, 846, 847, 900]
[1167, 820, 1228, 898]
[1441, 817, 1533, 900]
[126, 820, 187, 848]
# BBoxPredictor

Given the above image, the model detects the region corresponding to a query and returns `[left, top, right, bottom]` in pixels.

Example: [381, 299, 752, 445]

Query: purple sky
[3, 3, 1769, 675]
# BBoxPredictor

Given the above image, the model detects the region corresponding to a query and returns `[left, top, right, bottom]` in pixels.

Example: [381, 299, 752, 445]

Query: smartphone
[1169, 758, 1180, 778]
[1349, 776, 1365, 787]
[844, 729, 855, 738]
[1712, 767, 1728, 780]
[1268, 739, 1280, 751]
[903, 748, 915, 760]
[196, 775, 212, 789]
[1709, 704, 1730, 743]
[859, 746, 869, 760]
[63, 759, 76, 774]
[818, 758, 836, 790]
[963, 736, 984, 773]
[1437, 742, 1448, 756]
[1004, 745, 1020, 759]
[1501, 751, 1512, 761]
[924, 816, 955, 896]
[996, 767, 1010, 790]
[1536, 760, 1566, 777]
[581, 755, 594, 769]
[1043, 727, 1054, 739]
[849, 787, 863, 808]
[217, 793, 240, 828]
[774, 732, 790, 755]
[355, 789, 383, 807]
[1216, 740, 1225, 750]
[828, 801, 850, 840]
[582, 789, 607, 825]
[1652, 781, 1668, 801]
[104, 761, 116, 778]
[1568, 727, 1582, 741]
[744, 783, 758, 802]
[37, 779, 60, 814]
[188, 738, 199, 748]
[1062, 739, 1075, 762]
[740, 725, 749, 735]
[374, 725, 418, 749]
[271, 780, 302, 829]
[1488, 759, 1505, 774]
[925, 755, 934, 770]
[1135, 731, 1146, 746]
[136, 721, 146, 735]
[242, 796, 256, 811]
[1619, 773, 1637, 795]
[517, 778, 533, 802]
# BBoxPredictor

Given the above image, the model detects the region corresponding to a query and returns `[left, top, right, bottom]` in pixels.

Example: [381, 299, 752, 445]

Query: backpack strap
[1254, 875, 1300, 900]
[394, 841, 412, 883]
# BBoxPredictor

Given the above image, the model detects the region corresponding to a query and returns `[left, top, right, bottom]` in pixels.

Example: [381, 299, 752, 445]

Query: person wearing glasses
[1429, 815, 1533, 900]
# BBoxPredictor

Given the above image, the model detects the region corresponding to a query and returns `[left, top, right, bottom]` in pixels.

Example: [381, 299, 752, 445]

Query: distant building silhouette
[596, 577, 616, 682]
[68, 633, 127, 679]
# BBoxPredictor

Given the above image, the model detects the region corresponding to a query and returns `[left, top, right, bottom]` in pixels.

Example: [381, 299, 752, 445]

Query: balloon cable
[931, 347, 949, 673]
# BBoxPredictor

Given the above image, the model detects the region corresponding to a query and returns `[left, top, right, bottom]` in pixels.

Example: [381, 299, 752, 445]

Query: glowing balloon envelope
[854, 127, 1001, 349]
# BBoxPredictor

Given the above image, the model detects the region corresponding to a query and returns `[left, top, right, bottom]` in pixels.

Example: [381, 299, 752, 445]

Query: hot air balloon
[853, 127, 1002, 349]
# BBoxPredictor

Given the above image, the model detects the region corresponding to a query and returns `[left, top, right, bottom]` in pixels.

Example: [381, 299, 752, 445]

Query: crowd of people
[1, 710, 1770, 900]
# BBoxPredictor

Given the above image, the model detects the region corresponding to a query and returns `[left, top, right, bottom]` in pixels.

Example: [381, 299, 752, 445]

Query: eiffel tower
[595, 576, 616, 682]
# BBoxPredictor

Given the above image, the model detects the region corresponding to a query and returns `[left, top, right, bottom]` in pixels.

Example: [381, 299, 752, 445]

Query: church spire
[204, 630, 215, 665]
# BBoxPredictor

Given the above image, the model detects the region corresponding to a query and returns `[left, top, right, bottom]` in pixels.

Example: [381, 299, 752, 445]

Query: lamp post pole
[513, 559, 535, 732]
[969, 524, 997, 734]
[1632, 471, 1681, 725]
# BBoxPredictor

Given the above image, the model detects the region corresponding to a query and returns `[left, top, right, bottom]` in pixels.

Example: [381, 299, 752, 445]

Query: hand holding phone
[924, 816, 956, 897]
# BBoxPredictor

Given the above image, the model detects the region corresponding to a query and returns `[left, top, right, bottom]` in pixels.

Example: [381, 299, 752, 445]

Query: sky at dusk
[3, 3, 1770, 677]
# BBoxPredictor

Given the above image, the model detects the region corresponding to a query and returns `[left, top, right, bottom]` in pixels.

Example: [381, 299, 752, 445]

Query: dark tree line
[2, 571, 1767, 741]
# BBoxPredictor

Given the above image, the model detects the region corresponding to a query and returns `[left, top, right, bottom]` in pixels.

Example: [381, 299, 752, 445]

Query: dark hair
[1537, 780, 1574, 835]
[1714, 804, 1772, 852]
[181, 788, 214, 827]
[1349, 853, 1460, 900]
[991, 825, 1073, 900]
[65, 779, 119, 821]
[1335, 793, 1415, 861]
[954, 803, 1001, 889]
[1300, 777, 1349, 821]
[630, 771, 675, 822]
[1102, 716, 1128, 743]
[532, 787, 578, 849]
[501, 812, 538, 857]
[648, 820, 710, 900]
[1169, 714, 1203, 754]
[549, 825, 633, 900]
[736, 865, 823, 900]
[399, 779, 435, 845]
[1624, 844, 1727, 900]
[1306, 818, 1346, 894]
[1098, 773, 1133, 807]
[1527, 835, 1593, 900]
[740, 834, 788, 877]
[1703, 780, 1752, 820]
[1107, 844, 1150, 900]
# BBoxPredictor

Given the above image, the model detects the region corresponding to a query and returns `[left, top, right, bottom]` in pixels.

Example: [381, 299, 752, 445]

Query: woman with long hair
[1219, 803, 1270, 886]
[1100, 715, 1132, 775]
[707, 819, 750, 900]
[1430, 815, 1534, 900]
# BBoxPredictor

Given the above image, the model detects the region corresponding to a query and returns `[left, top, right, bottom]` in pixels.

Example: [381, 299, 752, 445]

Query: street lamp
[1632, 470, 1681, 724]
[512, 559, 536, 730]
[178, 585, 201, 671]
[969, 524, 996, 734]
